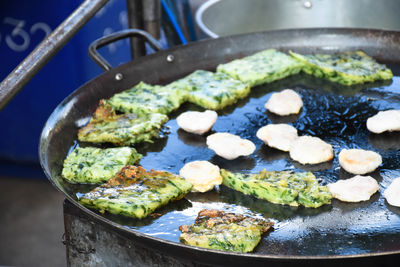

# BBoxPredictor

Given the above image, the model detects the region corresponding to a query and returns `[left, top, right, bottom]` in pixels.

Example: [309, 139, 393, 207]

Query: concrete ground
[0, 177, 66, 267]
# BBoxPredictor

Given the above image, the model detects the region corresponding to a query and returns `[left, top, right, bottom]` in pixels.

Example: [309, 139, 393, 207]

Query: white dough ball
[206, 132, 256, 160]
[366, 109, 400, 134]
[256, 124, 298, 152]
[177, 110, 218, 135]
[327, 175, 379, 202]
[384, 177, 400, 207]
[179, 161, 222, 193]
[265, 89, 303, 116]
[338, 149, 382, 175]
[289, 136, 333, 165]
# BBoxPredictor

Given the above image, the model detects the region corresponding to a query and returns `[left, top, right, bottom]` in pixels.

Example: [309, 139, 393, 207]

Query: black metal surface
[0, 0, 109, 110]
[88, 29, 162, 71]
[40, 29, 400, 265]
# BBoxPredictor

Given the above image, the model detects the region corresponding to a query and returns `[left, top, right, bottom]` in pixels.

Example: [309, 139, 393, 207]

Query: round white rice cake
[289, 136, 333, 165]
[264, 89, 303, 116]
[179, 161, 222, 193]
[384, 177, 400, 207]
[338, 148, 382, 175]
[177, 110, 218, 135]
[366, 110, 400, 134]
[206, 132, 256, 160]
[256, 124, 298, 152]
[327, 175, 379, 202]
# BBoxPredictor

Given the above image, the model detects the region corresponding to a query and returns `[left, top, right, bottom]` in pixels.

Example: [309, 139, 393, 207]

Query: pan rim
[39, 27, 400, 261]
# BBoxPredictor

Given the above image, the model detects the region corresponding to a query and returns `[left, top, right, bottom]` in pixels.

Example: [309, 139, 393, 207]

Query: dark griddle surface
[69, 71, 400, 256]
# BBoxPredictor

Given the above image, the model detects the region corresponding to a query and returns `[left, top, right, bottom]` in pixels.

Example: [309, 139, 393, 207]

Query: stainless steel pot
[196, 0, 400, 38]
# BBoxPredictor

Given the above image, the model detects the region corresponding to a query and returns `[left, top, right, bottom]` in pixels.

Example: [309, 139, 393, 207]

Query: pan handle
[88, 29, 163, 71]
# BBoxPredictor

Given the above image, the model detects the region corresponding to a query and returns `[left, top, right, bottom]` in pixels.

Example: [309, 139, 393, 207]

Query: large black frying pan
[40, 28, 400, 266]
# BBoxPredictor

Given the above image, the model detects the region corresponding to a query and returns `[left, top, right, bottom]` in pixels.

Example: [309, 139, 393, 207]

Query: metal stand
[63, 200, 400, 267]
[63, 199, 208, 267]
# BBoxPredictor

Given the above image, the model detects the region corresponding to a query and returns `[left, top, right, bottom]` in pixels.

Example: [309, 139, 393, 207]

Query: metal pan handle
[88, 29, 163, 71]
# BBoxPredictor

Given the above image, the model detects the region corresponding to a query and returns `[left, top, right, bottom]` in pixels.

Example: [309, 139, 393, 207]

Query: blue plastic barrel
[0, 0, 133, 178]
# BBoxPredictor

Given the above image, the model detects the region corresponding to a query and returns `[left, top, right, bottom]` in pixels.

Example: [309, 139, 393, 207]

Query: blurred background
[1, 0, 400, 266]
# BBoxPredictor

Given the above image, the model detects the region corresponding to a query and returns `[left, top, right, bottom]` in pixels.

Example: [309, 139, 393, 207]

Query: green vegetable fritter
[79, 165, 193, 219]
[221, 169, 332, 208]
[62, 146, 142, 184]
[173, 70, 251, 110]
[105, 81, 187, 115]
[216, 49, 304, 87]
[179, 209, 273, 253]
[289, 50, 393, 85]
[78, 101, 168, 145]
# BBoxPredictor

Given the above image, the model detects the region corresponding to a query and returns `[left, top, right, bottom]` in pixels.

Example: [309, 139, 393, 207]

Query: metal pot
[196, 0, 400, 38]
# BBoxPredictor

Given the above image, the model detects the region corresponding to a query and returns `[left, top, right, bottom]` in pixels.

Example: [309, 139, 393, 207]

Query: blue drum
[0, 0, 131, 178]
